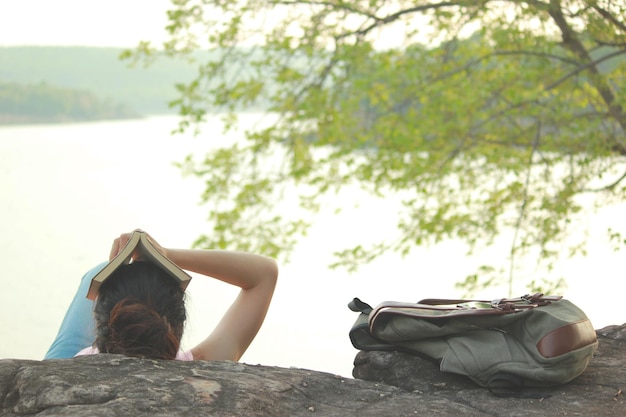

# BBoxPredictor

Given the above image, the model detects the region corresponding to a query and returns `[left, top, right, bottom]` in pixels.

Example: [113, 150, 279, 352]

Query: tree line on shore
[0, 81, 139, 124]
[0, 46, 205, 123]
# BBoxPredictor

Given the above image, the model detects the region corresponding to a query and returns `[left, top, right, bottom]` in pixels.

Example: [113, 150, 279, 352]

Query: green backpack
[349, 294, 598, 395]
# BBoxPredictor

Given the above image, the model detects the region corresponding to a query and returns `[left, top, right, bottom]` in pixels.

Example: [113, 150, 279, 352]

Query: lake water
[0, 114, 623, 378]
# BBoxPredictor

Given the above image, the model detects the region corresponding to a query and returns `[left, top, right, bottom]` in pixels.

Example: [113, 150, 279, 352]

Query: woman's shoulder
[175, 349, 194, 361]
[75, 346, 99, 356]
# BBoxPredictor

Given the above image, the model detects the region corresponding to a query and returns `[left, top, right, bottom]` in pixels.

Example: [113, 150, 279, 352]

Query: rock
[0, 325, 623, 416]
[353, 324, 626, 417]
[0, 355, 472, 417]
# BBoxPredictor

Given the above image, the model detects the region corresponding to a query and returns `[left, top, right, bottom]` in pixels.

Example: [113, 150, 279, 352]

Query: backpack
[348, 293, 598, 396]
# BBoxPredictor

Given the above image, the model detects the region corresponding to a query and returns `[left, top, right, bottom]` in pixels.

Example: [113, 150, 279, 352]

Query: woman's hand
[109, 232, 134, 260]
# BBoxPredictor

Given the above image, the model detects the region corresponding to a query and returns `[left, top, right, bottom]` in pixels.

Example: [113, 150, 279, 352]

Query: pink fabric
[75, 346, 194, 361]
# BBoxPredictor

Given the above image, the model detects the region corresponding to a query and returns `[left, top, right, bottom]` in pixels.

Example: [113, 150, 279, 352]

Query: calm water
[0, 114, 623, 377]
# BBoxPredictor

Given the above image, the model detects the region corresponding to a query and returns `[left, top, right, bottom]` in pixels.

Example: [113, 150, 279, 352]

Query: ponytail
[104, 298, 179, 360]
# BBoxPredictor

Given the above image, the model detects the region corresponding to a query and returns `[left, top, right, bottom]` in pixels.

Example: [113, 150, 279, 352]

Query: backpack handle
[348, 297, 374, 314]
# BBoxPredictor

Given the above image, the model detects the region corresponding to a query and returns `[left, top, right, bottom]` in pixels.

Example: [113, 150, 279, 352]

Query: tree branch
[542, 48, 626, 91]
[548, 0, 626, 142]
[335, 1, 462, 40]
[592, 4, 626, 34]
[271, 0, 379, 20]
[426, 48, 581, 87]
[584, 170, 626, 192]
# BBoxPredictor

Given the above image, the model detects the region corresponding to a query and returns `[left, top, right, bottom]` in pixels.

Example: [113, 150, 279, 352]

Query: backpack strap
[488, 373, 553, 399]
[418, 293, 563, 310]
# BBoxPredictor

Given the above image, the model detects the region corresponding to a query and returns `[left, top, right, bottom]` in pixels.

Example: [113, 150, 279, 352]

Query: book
[86, 230, 192, 300]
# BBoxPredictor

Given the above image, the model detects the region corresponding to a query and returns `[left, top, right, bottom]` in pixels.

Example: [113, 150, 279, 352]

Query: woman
[44, 231, 278, 361]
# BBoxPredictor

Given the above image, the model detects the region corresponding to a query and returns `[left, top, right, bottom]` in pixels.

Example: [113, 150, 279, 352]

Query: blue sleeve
[43, 261, 108, 359]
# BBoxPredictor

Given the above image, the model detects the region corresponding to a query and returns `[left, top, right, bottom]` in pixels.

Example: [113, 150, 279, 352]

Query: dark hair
[93, 261, 187, 360]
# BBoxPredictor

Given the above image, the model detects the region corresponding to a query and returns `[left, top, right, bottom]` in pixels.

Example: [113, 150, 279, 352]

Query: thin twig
[509, 120, 541, 296]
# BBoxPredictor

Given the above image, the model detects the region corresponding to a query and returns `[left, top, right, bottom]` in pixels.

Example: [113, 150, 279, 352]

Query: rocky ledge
[1, 324, 624, 416]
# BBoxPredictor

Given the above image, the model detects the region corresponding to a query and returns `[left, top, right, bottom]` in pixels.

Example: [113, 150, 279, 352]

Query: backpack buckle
[491, 299, 518, 311]
[522, 293, 545, 303]
[490, 298, 505, 308]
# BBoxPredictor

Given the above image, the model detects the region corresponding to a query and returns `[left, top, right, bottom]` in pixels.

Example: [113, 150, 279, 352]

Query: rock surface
[0, 324, 624, 416]
[354, 324, 626, 416]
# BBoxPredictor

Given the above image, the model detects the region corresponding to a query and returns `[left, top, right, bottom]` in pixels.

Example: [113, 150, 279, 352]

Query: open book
[86, 230, 192, 300]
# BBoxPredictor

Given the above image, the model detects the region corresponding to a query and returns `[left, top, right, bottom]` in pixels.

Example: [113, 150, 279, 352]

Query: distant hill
[0, 81, 140, 124]
[0, 46, 201, 118]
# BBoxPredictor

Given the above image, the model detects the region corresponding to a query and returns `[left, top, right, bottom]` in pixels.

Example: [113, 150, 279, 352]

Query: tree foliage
[133, 0, 626, 294]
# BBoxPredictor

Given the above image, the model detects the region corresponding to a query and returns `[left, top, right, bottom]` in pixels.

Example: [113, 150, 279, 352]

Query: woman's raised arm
[164, 247, 278, 361]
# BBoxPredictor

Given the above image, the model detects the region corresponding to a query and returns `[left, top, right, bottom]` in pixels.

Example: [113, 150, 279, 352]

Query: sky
[0, 0, 173, 47]
[0, 0, 415, 50]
